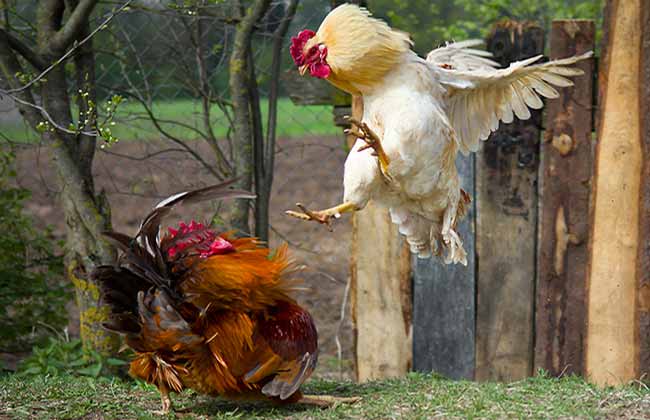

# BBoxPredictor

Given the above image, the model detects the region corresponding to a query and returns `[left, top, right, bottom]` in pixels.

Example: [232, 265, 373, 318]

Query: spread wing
[427, 41, 593, 154]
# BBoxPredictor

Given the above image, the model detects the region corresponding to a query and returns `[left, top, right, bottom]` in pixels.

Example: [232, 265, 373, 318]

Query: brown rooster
[93, 181, 349, 413]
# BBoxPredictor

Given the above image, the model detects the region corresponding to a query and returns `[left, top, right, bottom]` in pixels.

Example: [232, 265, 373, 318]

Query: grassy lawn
[0, 98, 339, 143]
[1, 372, 648, 419]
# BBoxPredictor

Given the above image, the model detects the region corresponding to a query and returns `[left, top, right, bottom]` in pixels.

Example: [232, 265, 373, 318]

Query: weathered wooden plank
[348, 95, 412, 382]
[412, 154, 475, 380]
[535, 20, 595, 377]
[475, 22, 543, 382]
[586, 0, 643, 386]
[351, 201, 413, 381]
[282, 69, 350, 106]
[638, 0, 650, 380]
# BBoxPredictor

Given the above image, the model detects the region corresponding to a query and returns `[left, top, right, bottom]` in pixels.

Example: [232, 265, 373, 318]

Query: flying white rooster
[286, 4, 592, 265]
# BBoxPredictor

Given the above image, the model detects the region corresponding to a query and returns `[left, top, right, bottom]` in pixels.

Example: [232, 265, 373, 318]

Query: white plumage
[344, 44, 590, 265]
[289, 5, 592, 265]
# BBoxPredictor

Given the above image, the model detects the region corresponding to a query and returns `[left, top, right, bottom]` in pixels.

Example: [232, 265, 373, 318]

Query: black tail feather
[92, 265, 150, 335]
[93, 180, 255, 339]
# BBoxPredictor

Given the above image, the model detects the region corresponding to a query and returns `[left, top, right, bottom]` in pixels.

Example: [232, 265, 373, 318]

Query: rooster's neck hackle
[313, 4, 412, 94]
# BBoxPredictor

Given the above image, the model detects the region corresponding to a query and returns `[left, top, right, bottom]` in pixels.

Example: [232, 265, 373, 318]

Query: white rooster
[286, 4, 592, 265]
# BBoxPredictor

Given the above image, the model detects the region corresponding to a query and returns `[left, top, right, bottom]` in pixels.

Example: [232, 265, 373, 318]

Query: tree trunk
[254, 0, 299, 242]
[1, 0, 118, 355]
[228, 0, 271, 235]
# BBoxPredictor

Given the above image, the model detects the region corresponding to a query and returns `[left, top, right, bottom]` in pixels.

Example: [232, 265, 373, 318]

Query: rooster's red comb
[290, 29, 316, 67]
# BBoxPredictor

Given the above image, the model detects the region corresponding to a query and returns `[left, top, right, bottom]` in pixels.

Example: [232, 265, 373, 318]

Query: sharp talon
[287, 203, 336, 230]
[358, 144, 372, 152]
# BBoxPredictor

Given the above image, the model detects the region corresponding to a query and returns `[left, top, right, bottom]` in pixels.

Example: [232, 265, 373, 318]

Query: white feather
[339, 42, 592, 263]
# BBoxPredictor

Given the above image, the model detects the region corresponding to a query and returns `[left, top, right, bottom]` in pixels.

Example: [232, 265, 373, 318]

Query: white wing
[427, 44, 593, 155]
[426, 40, 499, 72]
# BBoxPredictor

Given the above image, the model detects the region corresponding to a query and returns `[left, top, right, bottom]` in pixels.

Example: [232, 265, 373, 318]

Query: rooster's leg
[441, 202, 467, 266]
[285, 202, 357, 230]
[344, 116, 392, 181]
[298, 394, 361, 407]
[152, 386, 173, 415]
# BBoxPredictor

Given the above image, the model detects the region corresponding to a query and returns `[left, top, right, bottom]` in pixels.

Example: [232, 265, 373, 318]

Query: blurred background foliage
[0, 151, 68, 354]
[369, 0, 603, 54]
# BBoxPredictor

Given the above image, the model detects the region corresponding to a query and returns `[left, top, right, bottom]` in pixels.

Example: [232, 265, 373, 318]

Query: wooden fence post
[535, 20, 595, 377]
[586, 0, 646, 386]
[412, 155, 475, 380]
[638, 2, 650, 380]
[475, 22, 543, 382]
[348, 95, 413, 382]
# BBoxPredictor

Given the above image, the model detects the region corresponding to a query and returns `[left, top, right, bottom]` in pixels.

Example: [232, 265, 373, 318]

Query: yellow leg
[286, 201, 358, 229]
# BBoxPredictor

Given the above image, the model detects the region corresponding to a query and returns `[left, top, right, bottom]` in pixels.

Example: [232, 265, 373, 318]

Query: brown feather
[97, 183, 316, 405]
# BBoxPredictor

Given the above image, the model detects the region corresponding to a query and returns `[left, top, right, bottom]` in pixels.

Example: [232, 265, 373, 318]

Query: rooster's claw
[343, 116, 391, 182]
[285, 203, 336, 231]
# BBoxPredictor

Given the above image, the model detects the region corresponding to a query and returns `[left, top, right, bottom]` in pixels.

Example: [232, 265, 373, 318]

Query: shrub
[17, 336, 128, 378]
[0, 150, 69, 352]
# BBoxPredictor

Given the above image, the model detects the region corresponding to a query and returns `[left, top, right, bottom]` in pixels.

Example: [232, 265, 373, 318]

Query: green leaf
[105, 358, 128, 366]
[77, 362, 103, 378]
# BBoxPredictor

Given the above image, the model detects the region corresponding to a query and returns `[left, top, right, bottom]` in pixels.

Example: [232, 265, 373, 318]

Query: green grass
[1, 372, 648, 419]
[0, 98, 339, 143]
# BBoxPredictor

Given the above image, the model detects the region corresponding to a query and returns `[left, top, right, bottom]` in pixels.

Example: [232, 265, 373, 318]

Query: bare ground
[12, 135, 354, 379]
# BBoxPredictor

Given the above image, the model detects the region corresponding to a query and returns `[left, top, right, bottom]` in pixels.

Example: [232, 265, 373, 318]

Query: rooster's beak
[299, 65, 308, 76]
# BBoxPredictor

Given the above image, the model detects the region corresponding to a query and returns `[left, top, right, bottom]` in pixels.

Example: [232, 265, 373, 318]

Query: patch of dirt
[12, 135, 354, 379]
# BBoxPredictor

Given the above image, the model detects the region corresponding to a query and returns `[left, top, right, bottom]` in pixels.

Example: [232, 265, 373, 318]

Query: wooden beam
[638, 0, 650, 380]
[349, 95, 413, 382]
[475, 21, 544, 381]
[282, 69, 350, 107]
[535, 20, 595, 377]
[586, 0, 643, 386]
[412, 154, 475, 380]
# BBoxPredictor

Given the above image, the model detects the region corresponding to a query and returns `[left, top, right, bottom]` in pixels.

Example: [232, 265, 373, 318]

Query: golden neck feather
[309, 4, 412, 94]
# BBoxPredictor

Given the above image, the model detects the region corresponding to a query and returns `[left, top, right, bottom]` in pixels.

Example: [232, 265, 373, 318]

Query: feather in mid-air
[93, 181, 356, 413]
[286, 4, 592, 265]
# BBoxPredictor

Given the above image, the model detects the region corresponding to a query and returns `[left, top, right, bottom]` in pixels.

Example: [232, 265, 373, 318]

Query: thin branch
[9, 92, 98, 136]
[265, 0, 299, 182]
[99, 147, 188, 161]
[113, 89, 224, 180]
[193, 6, 232, 177]
[268, 223, 319, 255]
[336, 272, 351, 380]
[117, 114, 211, 139]
[275, 142, 340, 154]
[114, 25, 151, 103]
[3, 0, 133, 95]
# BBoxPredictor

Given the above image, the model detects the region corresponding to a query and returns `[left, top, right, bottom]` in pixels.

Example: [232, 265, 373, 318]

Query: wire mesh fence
[1, 1, 342, 152]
